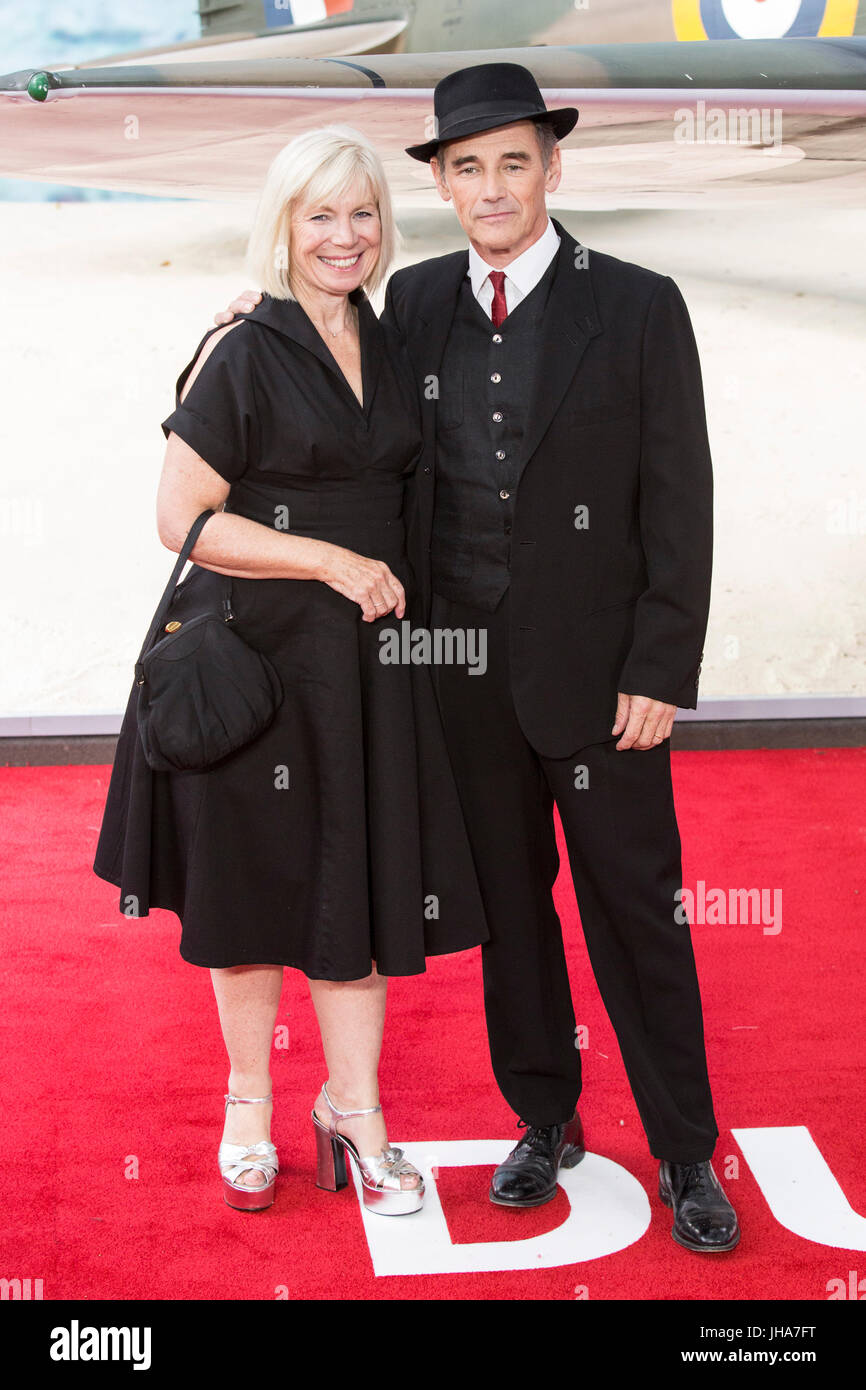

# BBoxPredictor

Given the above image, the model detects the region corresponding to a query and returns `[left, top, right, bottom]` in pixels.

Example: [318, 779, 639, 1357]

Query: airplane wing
[1, 39, 865, 209]
[58, 20, 410, 67]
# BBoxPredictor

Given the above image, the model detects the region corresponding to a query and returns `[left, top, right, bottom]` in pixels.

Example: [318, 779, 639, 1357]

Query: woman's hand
[316, 543, 406, 622]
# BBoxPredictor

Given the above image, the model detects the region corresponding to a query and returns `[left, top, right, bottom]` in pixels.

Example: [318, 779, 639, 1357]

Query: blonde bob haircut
[244, 125, 397, 301]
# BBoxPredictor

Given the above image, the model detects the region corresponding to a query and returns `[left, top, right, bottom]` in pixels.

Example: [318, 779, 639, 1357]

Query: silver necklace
[303, 299, 357, 339]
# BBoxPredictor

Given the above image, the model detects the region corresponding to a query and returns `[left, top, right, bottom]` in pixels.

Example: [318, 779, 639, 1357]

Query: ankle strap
[321, 1081, 381, 1120]
[225, 1092, 272, 1106]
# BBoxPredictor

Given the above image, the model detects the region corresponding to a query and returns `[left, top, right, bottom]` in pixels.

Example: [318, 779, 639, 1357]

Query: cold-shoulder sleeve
[161, 324, 255, 483]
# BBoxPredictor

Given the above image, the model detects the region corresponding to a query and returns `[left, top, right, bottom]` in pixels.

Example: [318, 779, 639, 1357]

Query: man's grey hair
[436, 119, 559, 177]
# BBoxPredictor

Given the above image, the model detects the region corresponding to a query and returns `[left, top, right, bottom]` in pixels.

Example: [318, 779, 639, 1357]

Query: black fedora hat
[405, 62, 578, 163]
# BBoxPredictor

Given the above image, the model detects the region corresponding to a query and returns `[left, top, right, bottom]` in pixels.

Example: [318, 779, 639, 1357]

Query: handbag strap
[135, 509, 226, 680]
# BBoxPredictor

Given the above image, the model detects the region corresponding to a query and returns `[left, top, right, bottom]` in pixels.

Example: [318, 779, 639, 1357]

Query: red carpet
[1, 748, 864, 1300]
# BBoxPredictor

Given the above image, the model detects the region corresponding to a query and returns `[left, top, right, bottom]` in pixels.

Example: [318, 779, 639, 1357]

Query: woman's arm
[157, 323, 406, 621]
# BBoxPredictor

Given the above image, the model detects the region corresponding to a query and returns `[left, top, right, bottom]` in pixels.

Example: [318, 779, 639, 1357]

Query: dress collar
[240, 287, 378, 414]
[243, 285, 369, 345]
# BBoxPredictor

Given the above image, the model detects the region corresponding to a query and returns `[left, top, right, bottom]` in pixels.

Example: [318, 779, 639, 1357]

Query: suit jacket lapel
[409, 253, 469, 456]
[518, 218, 602, 469]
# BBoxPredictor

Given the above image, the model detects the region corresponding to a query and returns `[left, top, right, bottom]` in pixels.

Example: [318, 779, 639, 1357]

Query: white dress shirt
[468, 217, 561, 319]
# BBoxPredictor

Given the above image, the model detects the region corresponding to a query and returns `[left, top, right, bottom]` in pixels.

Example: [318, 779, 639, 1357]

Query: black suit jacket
[381, 217, 713, 758]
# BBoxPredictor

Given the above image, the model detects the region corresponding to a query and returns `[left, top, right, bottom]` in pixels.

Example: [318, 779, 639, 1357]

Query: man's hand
[214, 288, 263, 326]
[612, 693, 676, 750]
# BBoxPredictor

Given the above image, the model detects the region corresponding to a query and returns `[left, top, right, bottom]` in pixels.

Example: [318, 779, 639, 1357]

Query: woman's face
[289, 181, 381, 300]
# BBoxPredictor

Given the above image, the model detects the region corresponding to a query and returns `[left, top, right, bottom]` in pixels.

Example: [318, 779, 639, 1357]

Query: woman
[93, 126, 488, 1216]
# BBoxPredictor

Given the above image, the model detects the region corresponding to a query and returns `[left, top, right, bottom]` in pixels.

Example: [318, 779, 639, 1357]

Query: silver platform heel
[218, 1092, 278, 1211]
[312, 1082, 424, 1216]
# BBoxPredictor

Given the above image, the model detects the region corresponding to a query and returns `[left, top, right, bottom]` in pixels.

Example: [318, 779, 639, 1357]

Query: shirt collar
[467, 217, 561, 298]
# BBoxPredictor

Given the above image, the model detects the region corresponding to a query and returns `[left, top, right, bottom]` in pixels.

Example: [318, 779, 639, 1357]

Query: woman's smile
[318, 252, 364, 270]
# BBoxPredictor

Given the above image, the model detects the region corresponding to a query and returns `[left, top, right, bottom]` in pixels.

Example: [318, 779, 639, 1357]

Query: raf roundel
[672, 0, 859, 40]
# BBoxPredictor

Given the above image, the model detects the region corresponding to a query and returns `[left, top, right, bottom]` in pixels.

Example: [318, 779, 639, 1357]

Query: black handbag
[134, 509, 283, 772]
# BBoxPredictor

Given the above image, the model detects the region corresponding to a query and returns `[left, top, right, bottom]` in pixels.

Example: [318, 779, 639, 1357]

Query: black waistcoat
[431, 254, 558, 612]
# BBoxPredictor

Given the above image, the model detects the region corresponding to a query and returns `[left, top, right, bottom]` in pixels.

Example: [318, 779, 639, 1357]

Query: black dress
[92, 289, 489, 978]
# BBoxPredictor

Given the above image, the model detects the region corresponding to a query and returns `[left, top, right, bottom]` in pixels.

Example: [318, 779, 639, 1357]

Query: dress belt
[224, 480, 405, 532]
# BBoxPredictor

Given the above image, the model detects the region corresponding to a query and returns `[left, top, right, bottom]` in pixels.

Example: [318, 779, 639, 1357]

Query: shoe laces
[515, 1118, 557, 1153]
[677, 1161, 714, 1197]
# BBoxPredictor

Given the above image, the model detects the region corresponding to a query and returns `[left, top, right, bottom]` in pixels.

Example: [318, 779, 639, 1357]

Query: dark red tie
[489, 270, 507, 329]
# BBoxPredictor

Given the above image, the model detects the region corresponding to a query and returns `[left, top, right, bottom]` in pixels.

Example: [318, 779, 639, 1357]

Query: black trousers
[430, 587, 719, 1163]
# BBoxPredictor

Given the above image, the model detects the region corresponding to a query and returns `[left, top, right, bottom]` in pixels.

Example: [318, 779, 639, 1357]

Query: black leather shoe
[658, 1160, 740, 1252]
[489, 1113, 585, 1207]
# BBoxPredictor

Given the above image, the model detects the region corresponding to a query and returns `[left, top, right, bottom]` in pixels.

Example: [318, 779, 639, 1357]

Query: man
[211, 63, 738, 1252]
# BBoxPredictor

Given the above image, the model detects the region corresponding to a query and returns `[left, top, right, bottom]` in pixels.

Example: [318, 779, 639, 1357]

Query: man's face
[430, 121, 562, 264]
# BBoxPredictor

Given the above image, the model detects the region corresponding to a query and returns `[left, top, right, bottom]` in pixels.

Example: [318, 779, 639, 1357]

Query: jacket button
[500, 489, 511, 499]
